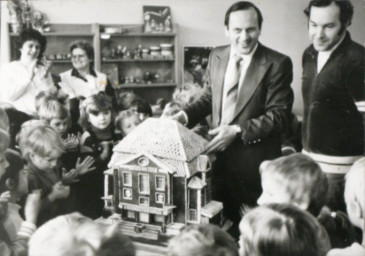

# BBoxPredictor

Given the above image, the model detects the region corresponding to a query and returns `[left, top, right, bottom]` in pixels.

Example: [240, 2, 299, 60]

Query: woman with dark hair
[59, 40, 114, 99]
[0, 29, 56, 116]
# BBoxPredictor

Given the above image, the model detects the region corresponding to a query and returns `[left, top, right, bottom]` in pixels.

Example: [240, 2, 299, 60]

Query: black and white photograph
[0, 0, 364, 256]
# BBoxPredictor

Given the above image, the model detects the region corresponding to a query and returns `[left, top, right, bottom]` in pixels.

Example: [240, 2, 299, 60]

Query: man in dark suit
[172, 1, 294, 230]
[302, 0, 364, 212]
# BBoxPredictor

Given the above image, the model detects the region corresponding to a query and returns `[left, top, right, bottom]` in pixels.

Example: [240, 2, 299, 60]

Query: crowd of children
[0, 82, 364, 256]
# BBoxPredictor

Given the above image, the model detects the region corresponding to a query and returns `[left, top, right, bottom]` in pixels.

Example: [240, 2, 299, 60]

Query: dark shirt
[302, 32, 365, 156]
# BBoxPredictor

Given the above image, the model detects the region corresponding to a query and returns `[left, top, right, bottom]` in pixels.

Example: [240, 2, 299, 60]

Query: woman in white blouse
[59, 41, 114, 100]
[0, 29, 56, 116]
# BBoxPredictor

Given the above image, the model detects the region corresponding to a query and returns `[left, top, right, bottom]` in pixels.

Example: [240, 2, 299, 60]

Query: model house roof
[112, 118, 208, 162]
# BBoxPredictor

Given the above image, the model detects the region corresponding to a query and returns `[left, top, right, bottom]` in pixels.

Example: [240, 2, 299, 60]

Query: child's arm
[47, 182, 70, 202]
[0, 191, 41, 256]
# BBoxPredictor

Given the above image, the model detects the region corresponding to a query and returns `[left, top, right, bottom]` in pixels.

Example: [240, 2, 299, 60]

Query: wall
[1, 0, 364, 115]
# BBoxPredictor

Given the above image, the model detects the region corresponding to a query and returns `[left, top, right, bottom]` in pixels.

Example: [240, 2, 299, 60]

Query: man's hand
[166, 111, 187, 125]
[75, 156, 95, 176]
[205, 125, 238, 153]
[24, 190, 42, 224]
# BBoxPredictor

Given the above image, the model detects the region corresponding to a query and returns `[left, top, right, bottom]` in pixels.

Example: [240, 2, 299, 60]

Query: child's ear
[5, 178, 16, 191]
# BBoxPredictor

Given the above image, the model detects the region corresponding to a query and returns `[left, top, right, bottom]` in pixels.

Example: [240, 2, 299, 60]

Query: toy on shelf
[103, 118, 223, 244]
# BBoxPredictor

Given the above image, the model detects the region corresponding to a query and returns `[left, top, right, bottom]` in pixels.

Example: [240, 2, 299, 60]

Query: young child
[317, 206, 356, 249]
[129, 99, 153, 122]
[18, 123, 93, 225]
[167, 224, 238, 256]
[115, 109, 141, 137]
[239, 204, 331, 256]
[79, 93, 121, 218]
[257, 153, 328, 217]
[28, 212, 135, 256]
[161, 101, 182, 119]
[327, 157, 365, 256]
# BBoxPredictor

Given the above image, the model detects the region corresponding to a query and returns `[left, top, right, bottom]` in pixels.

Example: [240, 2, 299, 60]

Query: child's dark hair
[0, 150, 24, 194]
[317, 206, 356, 249]
[129, 99, 152, 117]
[115, 91, 139, 111]
[79, 93, 114, 130]
[19, 28, 47, 60]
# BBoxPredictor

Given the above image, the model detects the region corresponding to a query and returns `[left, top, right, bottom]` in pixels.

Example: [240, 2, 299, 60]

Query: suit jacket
[184, 43, 294, 205]
[302, 32, 365, 156]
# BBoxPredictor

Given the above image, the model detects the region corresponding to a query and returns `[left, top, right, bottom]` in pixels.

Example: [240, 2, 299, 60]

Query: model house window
[123, 172, 132, 186]
[138, 174, 150, 194]
[127, 211, 136, 219]
[155, 176, 165, 191]
[139, 196, 150, 206]
[154, 215, 164, 223]
[189, 209, 197, 221]
[155, 193, 165, 204]
[123, 188, 132, 200]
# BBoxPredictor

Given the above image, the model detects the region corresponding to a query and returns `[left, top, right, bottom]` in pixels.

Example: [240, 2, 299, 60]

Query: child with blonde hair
[115, 109, 141, 137]
[257, 153, 328, 216]
[28, 212, 135, 256]
[18, 123, 93, 225]
[327, 157, 365, 256]
[168, 224, 238, 256]
[79, 93, 121, 218]
[239, 204, 331, 256]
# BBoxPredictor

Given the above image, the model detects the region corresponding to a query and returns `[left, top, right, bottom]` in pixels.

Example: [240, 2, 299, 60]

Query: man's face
[309, 2, 346, 51]
[225, 8, 261, 55]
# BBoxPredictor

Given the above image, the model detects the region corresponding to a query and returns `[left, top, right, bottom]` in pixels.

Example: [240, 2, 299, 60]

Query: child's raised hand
[0, 191, 11, 202]
[49, 181, 70, 202]
[63, 134, 79, 151]
[75, 156, 96, 176]
[61, 168, 79, 185]
[24, 190, 42, 224]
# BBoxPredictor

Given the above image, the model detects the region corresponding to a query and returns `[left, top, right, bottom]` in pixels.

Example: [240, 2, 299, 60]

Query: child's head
[167, 224, 238, 256]
[116, 91, 139, 111]
[38, 100, 70, 137]
[19, 124, 64, 171]
[115, 110, 141, 136]
[257, 153, 328, 216]
[161, 101, 181, 118]
[239, 204, 330, 256]
[0, 108, 10, 132]
[79, 93, 114, 131]
[0, 129, 10, 179]
[345, 157, 365, 230]
[172, 83, 204, 108]
[0, 150, 27, 199]
[29, 212, 133, 256]
[317, 206, 356, 248]
[35, 91, 59, 112]
[129, 99, 152, 122]
[97, 231, 136, 256]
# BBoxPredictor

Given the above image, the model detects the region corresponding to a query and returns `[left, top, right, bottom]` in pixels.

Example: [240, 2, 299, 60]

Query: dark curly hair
[19, 28, 47, 60]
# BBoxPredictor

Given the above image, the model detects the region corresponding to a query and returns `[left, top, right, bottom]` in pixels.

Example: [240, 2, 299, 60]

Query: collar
[229, 43, 258, 62]
[71, 67, 97, 82]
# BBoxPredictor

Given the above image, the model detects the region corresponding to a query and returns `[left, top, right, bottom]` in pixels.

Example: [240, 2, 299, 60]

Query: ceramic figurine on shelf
[116, 45, 123, 59]
[7, 0, 24, 33]
[164, 15, 172, 32]
[144, 13, 152, 33]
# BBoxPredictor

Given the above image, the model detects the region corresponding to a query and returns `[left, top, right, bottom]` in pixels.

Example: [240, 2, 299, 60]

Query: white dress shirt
[317, 33, 346, 73]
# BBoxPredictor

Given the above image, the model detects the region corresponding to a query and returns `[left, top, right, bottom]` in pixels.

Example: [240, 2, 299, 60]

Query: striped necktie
[221, 54, 243, 125]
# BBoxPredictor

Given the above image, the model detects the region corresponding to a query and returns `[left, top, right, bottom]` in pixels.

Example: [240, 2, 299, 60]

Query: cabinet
[99, 24, 178, 104]
[8, 23, 178, 104]
[9, 24, 98, 75]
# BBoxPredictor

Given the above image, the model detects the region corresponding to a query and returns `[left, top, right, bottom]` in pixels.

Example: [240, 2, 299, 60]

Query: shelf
[46, 59, 72, 63]
[115, 83, 176, 89]
[10, 32, 94, 37]
[102, 58, 174, 63]
[106, 32, 176, 37]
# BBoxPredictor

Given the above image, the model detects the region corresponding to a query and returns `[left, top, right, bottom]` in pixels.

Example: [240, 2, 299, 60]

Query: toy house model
[103, 118, 223, 242]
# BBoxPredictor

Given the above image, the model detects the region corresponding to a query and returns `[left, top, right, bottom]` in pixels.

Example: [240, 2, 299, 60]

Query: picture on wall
[143, 6, 172, 33]
[183, 46, 213, 88]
